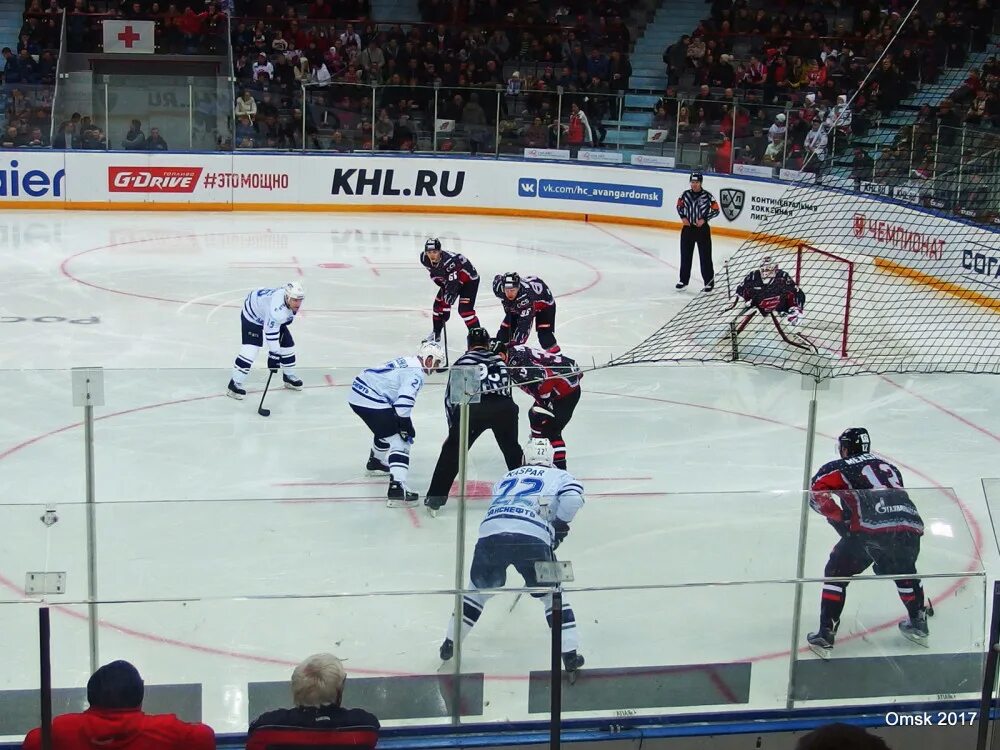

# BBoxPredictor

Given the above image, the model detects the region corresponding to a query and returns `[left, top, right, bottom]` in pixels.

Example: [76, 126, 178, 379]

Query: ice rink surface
[1, 212, 998, 733]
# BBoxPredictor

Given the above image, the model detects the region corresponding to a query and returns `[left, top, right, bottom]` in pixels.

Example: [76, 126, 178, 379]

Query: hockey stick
[442, 321, 450, 368]
[769, 313, 818, 354]
[724, 261, 732, 301]
[258, 370, 274, 417]
[508, 593, 522, 613]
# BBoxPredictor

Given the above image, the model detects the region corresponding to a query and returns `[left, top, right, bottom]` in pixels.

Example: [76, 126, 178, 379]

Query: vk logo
[518, 178, 538, 197]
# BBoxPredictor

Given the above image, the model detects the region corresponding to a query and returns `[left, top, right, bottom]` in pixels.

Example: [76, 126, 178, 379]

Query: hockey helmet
[466, 327, 491, 349]
[689, 172, 703, 183]
[759, 256, 778, 282]
[417, 340, 446, 374]
[523, 438, 555, 467]
[284, 281, 305, 300]
[838, 427, 870, 458]
[505, 345, 532, 370]
[424, 237, 442, 255]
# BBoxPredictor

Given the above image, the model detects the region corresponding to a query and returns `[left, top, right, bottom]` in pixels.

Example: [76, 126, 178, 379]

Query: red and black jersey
[420, 249, 478, 303]
[507, 345, 581, 402]
[496, 276, 555, 344]
[248, 704, 380, 750]
[736, 269, 806, 314]
[810, 453, 924, 536]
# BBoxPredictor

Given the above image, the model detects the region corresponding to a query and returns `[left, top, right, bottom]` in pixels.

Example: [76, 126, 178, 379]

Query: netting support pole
[785, 378, 819, 709]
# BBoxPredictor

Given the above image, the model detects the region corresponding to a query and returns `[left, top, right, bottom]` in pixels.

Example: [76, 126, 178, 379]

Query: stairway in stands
[0, 0, 24, 57]
[370, 0, 420, 24]
[825, 36, 999, 184]
[605, 0, 707, 153]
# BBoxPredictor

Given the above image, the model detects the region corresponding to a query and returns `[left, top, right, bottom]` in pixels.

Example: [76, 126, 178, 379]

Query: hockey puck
[258, 407, 271, 417]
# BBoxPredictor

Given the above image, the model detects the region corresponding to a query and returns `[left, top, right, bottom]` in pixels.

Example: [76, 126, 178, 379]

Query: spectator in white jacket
[235, 90, 257, 122]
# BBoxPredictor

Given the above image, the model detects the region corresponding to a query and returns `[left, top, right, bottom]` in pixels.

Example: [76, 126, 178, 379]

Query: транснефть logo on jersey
[719, 188, 745, 221]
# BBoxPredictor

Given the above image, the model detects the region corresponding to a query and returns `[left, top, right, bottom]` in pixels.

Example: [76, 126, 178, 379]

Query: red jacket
[23, 708, 216, 750]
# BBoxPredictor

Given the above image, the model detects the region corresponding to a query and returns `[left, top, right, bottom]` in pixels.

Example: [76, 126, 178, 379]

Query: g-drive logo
[109, 167, 202, 193]
[518, 177, 662, 207]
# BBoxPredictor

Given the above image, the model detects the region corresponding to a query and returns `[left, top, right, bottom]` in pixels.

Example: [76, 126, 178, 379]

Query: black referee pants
[426, 399, 522, 502]
[679, 224, 714, 287]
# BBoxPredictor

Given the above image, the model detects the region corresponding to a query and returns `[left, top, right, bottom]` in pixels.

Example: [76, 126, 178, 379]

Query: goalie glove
[787, 306, 804, 326]
[551, 518, 570, 549]
[397, 415, 416, 442]
[267, 353, 281, 373]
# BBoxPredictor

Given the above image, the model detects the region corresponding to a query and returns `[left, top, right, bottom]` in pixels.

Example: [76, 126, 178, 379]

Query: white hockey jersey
[348, 356, 426, 416]
[243, 288, 295, 352]
[479, 465, 585, 546]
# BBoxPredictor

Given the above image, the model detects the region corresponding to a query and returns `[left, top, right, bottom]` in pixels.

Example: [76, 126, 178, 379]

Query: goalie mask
[760, 256, 778, 283]
[838, 427, 870, 458]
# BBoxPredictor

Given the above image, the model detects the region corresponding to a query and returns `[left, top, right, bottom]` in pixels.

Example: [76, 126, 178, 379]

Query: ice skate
[562, 650, 584, 682]
[282, 373, 303, 390]
[386, 481, 418, 508]
[424, 496, 447, 517]
[899, 608, 929, 647]
[806, 628, 836, 660]
[366, 451, 390, 473]
[439, 638, 454, 661]
[226, 379, 246, 400]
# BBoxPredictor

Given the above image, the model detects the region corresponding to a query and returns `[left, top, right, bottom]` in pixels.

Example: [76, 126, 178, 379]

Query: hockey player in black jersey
[492, 272, 559, 353]
[420, 238, 480, 343]
[730, 256, 815, 354]
[734, 256, 806, 322]
[806, 428, 929, 658]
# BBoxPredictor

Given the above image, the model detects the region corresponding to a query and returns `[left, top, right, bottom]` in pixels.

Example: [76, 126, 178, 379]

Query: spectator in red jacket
[22, 660, 215, 750]
[247, 653, 379, 750]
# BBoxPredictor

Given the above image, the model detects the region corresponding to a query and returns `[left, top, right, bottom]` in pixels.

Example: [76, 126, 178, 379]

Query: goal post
[795, 243, 853, 359]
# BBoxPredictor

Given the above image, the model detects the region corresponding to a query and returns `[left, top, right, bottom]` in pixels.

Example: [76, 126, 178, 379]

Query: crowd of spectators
[226, 6, 634, 151]
[651, 0, 996, 182]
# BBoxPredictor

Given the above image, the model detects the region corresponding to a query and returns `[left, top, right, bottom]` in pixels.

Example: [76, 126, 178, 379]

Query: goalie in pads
[735, 256, 806, 323]
[730, 256, 814, 354]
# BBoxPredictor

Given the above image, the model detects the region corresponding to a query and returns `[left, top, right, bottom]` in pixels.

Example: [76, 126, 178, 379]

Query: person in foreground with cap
[674, 172, 720, 292]
[22, 660, 216, 749]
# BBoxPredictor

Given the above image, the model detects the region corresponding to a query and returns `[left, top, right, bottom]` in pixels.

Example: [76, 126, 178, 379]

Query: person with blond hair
[248, 654, 379, 750]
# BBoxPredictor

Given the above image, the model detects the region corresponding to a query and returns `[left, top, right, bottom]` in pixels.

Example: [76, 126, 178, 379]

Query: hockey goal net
[793, 243, 853, 359]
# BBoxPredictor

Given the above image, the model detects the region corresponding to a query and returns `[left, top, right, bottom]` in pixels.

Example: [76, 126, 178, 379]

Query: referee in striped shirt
[424, 327, 523, 513]
[675, 172, 720, 292]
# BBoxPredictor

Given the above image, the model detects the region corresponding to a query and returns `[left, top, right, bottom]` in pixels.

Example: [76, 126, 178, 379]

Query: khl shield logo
[719, 188, 745, 222]
[518, 178, 538, 197]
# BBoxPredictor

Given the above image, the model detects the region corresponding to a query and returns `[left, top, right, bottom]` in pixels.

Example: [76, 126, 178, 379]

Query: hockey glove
[787, 306, 804, 326]
[267, 354, 281, 373]
[397, 415, 416, 442]
[552, 519, 570, 549]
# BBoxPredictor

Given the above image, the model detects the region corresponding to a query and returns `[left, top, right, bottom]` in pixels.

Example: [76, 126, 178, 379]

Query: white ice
[0, 212, 997, 735]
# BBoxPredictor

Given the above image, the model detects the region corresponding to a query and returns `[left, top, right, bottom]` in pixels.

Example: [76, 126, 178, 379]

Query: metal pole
[550, 588, 563, 750]
[555, 87, 563, 150]
[370, 83, 376, 152]
[450, 398, 471, 726]
[494, 85, 501, 159]
[301, 83, 306, 150]
[958, 125, 967, 200]
[433, 85, 439, 153]
[976, 580, 1000, 750]
[39, 607, 52, 750]
[85, 401, 98, 675]
[933, 123, 942, 180]
[730, 95, 738, 173]
[782, 103, 790, 169]
[103, 81, 109, 151]
[188, 82, 194, 150]
[785, 381, 818, 709]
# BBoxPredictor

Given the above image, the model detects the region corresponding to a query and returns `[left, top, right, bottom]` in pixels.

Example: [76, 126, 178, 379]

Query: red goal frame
[795, 243, 853, 358]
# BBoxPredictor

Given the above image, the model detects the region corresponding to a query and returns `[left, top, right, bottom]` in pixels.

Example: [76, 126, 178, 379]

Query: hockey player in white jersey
[348, 341, 446, 506]
[227, 282, 305, 399]
[438, 439, 585, 674]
